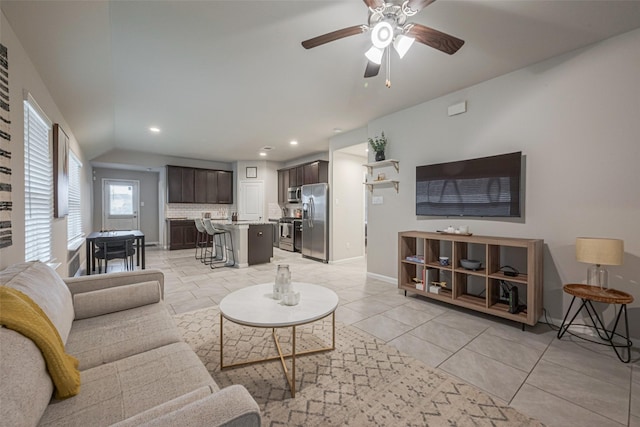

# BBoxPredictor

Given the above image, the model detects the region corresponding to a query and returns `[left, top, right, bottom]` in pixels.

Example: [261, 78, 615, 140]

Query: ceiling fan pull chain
[385, 47, 391, 88]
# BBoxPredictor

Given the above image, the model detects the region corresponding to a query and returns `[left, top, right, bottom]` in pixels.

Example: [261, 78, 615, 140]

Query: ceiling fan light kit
[371, 21, 394, 48]
[301, 0, 464, 87]
[365, 45, 384, 65]
[393, 34, 415, 59]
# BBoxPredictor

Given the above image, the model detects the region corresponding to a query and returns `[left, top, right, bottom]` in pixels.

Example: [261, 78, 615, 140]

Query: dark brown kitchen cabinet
[296, 166, 304, 186]
[182, 168, 195, 202]
[278, 160, 328, 201]
[169, 220, 197, 250]
[248, 224, 273, 265]
[206, 170, 218, 203]
[167, 166, 182, 203]
[216, 171, 233, 204]
[167, 166, 233, 204]
[167, 166, 195, 203]
[278, 169, 289, 204]
[288, 168, 298, 187]
[194, 170, 208, 203]
[303, 161, 328, 185]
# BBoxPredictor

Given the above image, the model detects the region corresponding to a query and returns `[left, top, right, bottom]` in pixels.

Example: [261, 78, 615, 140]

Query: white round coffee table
[219, 282, 338, 397]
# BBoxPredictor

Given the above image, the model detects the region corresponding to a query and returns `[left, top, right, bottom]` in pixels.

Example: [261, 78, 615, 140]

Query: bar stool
[202, 219, 224, 266]
[202, 219, 235, 268]
[194, 218, 209, 261]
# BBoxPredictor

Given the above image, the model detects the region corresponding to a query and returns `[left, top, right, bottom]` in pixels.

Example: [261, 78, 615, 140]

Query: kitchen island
[207, 220, 273, 268]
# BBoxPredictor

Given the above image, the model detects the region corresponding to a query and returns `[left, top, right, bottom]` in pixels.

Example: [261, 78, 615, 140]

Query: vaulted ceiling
[3, 1, 640, 163]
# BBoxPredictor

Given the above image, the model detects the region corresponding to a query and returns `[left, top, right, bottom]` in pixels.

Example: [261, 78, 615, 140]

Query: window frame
[67, 150, 83, 245]
[23, 94, 53, 262]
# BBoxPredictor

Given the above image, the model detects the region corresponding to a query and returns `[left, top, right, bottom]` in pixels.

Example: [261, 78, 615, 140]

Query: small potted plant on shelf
[368, 132, 387, 161]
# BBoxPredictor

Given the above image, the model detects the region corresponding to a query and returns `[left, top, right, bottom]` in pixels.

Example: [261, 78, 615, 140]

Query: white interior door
[238, 181, 263, 221]
[102, 179, 140, 230]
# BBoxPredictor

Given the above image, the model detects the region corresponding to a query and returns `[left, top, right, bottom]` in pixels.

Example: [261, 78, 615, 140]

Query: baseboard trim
[366, 271, 396, 284]
[329, 255, 365, 264]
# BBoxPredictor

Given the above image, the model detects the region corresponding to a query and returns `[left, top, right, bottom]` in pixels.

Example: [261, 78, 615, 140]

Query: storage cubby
[398, 231, 543, 326]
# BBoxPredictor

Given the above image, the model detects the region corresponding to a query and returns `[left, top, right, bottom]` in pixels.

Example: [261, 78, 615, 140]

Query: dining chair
[94, 234, 136, 273]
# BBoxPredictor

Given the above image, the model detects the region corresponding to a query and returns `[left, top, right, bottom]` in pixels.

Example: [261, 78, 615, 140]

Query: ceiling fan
[301, 0, 464, 87]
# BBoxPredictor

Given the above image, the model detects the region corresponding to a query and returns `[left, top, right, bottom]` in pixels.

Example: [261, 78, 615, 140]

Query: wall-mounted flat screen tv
[416, 151, 522, 217]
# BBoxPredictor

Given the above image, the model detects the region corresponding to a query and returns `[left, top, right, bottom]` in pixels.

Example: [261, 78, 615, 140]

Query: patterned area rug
[174, 307, 543, 426]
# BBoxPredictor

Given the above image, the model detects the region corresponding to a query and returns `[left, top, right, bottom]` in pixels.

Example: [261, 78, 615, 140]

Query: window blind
[67, 151, 82, 242]
[24, 98, 53, 262]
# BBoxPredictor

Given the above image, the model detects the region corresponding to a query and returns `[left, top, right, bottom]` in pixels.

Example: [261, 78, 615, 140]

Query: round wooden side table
[557, 284, 633, 363]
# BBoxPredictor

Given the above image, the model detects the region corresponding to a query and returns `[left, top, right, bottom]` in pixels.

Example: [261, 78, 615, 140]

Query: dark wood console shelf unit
[398, 231, 543, 326]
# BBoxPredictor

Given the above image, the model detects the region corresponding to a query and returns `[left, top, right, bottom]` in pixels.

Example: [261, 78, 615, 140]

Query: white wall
[0, 11, 92, 274]
[331, 150, 367, 261]
[364, 28, 640, 334]
[92, 167, 160, 242]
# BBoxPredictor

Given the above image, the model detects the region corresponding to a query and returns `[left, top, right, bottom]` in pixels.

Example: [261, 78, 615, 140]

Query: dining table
[85, 230, 145, 275]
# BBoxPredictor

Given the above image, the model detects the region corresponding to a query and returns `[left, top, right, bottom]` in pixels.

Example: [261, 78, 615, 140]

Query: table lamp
[575, 237, 624, 289]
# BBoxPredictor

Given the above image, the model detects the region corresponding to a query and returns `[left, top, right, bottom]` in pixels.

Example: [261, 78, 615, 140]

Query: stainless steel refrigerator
[301, 183, 329, 263]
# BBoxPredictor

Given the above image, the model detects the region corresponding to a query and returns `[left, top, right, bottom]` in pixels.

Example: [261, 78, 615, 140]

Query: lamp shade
[371, 21, 394, 49]
[576, 237, 624, 266]
[365, 46, 384, 65]
[393, 34, 415, 59]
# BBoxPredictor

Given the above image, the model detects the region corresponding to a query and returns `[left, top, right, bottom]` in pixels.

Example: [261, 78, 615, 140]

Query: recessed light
[149, 127, 161, 133]
[333, 128, 343, 134]
[290, 140, 298, 145]
[259, 152, 267, 157]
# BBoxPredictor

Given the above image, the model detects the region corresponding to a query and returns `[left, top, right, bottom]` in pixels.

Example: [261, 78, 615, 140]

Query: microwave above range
[287, 186, 301, 203]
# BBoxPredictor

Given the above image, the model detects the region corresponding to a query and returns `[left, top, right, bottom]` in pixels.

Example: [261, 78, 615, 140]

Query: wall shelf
[363, 159, 399, 194]
[364, 179, 399, 193]
[363, 159, 399, 175]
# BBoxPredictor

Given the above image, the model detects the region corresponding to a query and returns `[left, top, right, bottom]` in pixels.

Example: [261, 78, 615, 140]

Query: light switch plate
[372, 196, 383, 205]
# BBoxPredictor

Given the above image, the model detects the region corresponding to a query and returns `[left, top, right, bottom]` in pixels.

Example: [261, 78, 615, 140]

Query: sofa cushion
[66, 302, 183, 370]
[111, 386, 215, 427]
[73, 280, 162, 320]
[0, 261, 74, 343]
[39, 342, 217, 427]
[0, 328, 54, 427]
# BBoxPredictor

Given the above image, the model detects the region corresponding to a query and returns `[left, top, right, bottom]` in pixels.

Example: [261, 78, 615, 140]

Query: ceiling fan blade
[407, 23, 464, 55]
[302, 25, 366, 49]
[364, 61, 380, 78]
[363, 0, 385, 9]
[405, 0, 437, 13]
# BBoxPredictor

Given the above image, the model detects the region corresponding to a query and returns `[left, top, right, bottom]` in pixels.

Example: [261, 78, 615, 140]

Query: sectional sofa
[0, 261, 261, 426]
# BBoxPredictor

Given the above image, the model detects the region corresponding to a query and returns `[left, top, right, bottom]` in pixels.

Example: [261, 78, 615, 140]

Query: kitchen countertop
[166, 218, 274, 226]
[165, 217, 226, 222]
[209, 220, 273, 226]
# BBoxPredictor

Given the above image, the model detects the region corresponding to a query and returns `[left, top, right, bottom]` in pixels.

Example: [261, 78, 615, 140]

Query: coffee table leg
[221, 312, 336, 398]
[332, 311, 336, 350]
[220, 314, 224, 368]
[292, 325, 296, 398]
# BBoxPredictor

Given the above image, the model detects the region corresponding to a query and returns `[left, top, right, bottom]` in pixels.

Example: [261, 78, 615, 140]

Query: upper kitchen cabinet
[216, 171, 233, 204]
[167, 165, 195, 203]
[167, 166, 233, 204]
[303, 161, 328, 185]
[278, 160, 328, 201]
[278, 169, 289, 204]
[205, 170, 218, 203]
[194, 169, 208, 203]
[288, 166, 303, 187]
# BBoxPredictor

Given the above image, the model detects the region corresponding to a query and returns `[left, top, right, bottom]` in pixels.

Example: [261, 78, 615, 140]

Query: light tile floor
[108, 246, 639, 427]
